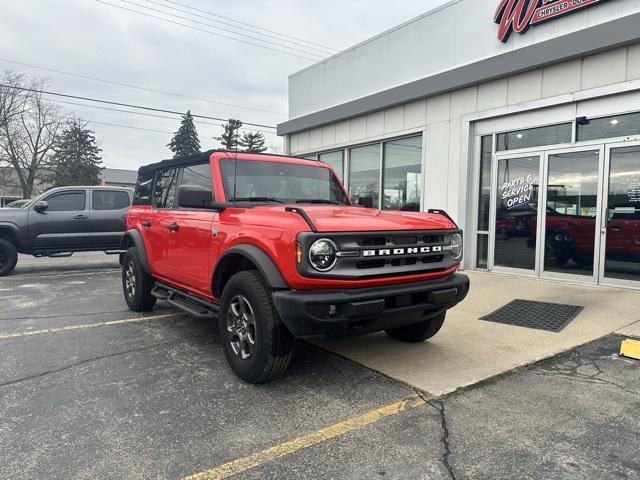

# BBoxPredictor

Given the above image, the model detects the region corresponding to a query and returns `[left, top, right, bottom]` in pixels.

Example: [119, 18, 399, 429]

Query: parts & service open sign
[494, 0, 611, 42]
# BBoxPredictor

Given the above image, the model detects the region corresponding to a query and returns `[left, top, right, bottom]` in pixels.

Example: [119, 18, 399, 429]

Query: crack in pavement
[0, 333, 212, 389]
[427, 399, 456, 480]
[533, 351, 639, 397]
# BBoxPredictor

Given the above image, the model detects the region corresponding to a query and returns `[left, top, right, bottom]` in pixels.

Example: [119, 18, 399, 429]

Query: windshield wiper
[232, 197, 284, 203]
[296, 199, 343, 205]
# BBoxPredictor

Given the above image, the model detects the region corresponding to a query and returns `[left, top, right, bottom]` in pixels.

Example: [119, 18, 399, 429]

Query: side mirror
[34, 200, 48, 213]
[177, 185, 213, 209]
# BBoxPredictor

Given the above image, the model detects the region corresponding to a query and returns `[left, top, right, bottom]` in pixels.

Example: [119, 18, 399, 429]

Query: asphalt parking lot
[1, 253, 639, 480]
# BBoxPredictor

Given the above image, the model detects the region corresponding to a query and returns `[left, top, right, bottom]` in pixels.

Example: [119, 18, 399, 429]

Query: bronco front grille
[297, 230, 460, 280]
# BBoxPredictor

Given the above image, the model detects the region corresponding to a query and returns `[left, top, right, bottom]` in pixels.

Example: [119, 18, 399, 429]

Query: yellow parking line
[183, 394, 427, 480]
[0, 312, 178, 340]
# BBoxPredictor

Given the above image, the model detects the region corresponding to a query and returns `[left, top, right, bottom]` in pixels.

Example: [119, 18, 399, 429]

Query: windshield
[220, 159, 350, 205]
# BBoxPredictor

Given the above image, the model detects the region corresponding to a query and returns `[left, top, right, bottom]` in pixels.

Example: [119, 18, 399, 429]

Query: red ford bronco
[121, 151, 469, 383]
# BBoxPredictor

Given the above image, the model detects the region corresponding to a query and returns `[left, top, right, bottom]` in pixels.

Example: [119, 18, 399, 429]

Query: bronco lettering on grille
[362, 246, 444, 257]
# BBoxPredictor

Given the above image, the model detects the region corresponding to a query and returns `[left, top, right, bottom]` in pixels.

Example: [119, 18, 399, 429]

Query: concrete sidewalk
[314, 271, 640, 396]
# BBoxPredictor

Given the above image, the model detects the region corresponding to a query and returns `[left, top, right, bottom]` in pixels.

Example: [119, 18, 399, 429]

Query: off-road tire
[385, 311, 446, 343]
[122, 247, 156, 312]
[0, 238, 18, 277]
[219, 270, 293, 384]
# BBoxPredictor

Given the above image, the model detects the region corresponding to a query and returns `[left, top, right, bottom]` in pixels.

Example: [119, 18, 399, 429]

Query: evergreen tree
[168, 111, 200, 158]
[48, 119, 103, 187]
[240, 131, 267, 153]
[216, 119, 243, 151]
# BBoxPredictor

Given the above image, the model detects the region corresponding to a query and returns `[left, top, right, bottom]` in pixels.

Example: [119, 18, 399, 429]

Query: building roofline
[289, 0, 463, 79]
[278, 12, 640, 136]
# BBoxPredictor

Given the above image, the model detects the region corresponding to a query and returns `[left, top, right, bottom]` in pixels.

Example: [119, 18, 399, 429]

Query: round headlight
[308, 238, 338, 272]
[451, 233, 463, 261]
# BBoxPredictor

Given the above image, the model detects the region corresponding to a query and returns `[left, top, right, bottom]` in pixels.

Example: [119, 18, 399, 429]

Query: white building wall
[288, 0, 640, 118]
[287, 44, 640, 222]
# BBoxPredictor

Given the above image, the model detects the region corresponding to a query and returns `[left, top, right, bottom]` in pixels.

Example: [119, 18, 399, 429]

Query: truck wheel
[0, 238, 18, 277]
[385, 312, 446, 343]
[219, 270, 293, 384]
[122, 247, 156, 312]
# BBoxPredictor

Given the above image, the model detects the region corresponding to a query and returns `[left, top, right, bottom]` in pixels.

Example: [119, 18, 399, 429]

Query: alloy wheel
[124, 259, 136, 298]
[226, 295, 257, 360]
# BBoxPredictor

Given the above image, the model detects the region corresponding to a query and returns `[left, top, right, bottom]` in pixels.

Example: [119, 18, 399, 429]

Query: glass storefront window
[319, 151, 344, 181]
[382, 136, 422, 211]
[544, 151, 599, 277]
[349, 144, 381, 208]
[494, 156, 540, 270]
[604, 145, 640, 282]
[496, 123, 572, 151]
[577, 112, 640, 142]
[478, 135, 492, 231]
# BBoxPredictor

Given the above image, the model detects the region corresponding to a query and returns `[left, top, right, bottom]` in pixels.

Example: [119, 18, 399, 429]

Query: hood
[243, 205, 457, 232]
[0, 206, 28, 224]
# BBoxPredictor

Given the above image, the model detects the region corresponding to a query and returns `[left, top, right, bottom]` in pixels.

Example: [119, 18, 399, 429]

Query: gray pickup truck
[0, 186, 133, 276]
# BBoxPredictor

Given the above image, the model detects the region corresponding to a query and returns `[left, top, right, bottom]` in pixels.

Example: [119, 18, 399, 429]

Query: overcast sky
[0, 0, 449, 170]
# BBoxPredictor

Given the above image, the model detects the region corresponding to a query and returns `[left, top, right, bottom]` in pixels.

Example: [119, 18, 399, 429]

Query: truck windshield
[220, 159, 350, 205]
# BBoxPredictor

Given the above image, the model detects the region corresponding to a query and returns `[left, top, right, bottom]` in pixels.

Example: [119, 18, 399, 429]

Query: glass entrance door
[541, 148, 603, 280]
[599, 143, 640, 286]
[491, 153, 543, 274]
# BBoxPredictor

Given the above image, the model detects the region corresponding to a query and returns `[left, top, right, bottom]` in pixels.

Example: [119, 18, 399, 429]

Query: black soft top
[138, 150, 218, 176]
[138, 150, 318, 176]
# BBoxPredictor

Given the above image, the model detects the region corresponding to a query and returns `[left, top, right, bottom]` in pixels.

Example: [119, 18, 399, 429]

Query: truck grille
[298, 230, 460, 280]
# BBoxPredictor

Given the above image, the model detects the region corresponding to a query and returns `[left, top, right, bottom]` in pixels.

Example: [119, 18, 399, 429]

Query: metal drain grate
[480, 299, 584, 332]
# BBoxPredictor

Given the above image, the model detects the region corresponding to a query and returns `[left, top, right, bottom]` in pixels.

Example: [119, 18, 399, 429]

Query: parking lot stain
[183, 394, 427, 480]
[0, 312, 180, 340]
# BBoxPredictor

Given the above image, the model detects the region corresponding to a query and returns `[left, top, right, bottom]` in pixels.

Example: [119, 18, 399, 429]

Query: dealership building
[278, 0, 640, 288]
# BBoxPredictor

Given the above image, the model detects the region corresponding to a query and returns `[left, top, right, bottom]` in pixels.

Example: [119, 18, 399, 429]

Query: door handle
[141, 221, 151, 228]
[73, 214, 88, 220]
[166, 223, 180, 232]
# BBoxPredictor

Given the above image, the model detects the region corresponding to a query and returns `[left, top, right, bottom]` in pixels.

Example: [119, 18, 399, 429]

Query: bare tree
[0, 71, 26, 130]
[0, 73, 62, 198]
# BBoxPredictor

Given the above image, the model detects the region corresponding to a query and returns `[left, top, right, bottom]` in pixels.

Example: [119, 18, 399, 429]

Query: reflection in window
[478, 135, 492, 231]
[349, 144, 380, 209]
[154, 168, 179, 209]
[496, 123, 572, 151]
[319, 151, 344, 181]
[577, 111, 640, 141]
[382, 136, 422, 211]
[544, 151, 599, 276]
[604, 145, 640, 281]
[494, 156, 539, 270]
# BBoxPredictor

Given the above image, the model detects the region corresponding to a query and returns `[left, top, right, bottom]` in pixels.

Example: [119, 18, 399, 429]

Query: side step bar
[151, 282, 219, 320]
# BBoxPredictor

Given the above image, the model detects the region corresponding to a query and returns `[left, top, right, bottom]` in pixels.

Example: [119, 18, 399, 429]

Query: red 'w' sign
[494, 0, 611, 43]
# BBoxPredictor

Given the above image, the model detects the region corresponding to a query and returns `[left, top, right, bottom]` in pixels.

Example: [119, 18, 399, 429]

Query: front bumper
[271, 273, 469, 338]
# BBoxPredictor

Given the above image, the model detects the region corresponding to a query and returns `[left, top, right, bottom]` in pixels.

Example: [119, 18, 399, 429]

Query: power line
[96, 0, 319, 62]
[52, 98, 275, 135]
[159, 0, 338, 53]
[85, 119, 173, 135]
[115, 0, 325, 59]
[0, 83, 277, 130]
[0, 57, 286, 116]
[144, 0, 335, 56]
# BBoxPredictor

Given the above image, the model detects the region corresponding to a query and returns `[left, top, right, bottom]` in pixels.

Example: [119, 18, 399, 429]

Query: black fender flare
[212, 244, 289, 296]
[0, 223, 24, 250]
[120, 229, 150, 273]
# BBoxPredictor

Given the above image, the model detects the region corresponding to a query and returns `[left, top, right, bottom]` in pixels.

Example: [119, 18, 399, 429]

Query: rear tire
[219, 270, 293, 384]
[385, 311, 446, 343]
[0, 238, 18, 277]
[122, 247, 156, 312]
